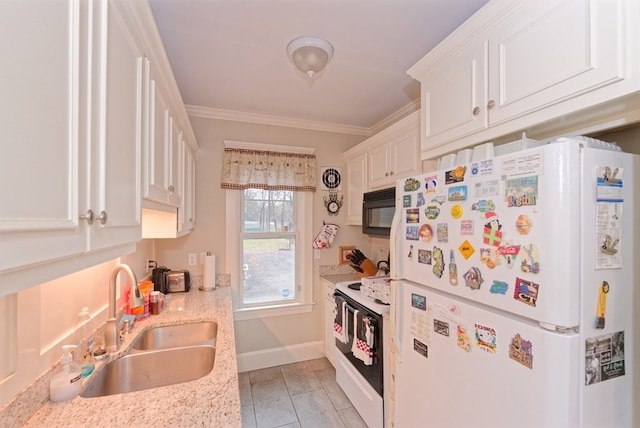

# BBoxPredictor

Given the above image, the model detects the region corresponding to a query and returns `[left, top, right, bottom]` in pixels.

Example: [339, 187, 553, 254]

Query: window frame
[224, 142, 314, 320]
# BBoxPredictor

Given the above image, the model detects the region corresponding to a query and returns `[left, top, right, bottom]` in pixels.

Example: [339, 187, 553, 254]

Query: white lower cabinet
[323, 282, 336, 366]
[0, 0, 143, 295]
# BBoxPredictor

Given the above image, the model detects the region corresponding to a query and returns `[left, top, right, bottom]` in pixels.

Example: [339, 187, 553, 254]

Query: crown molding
[185, 105, 373, 136]
[186, 99, 421, 137]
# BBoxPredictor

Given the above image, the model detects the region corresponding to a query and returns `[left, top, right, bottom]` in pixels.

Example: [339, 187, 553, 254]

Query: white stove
[335, 280, 390, 315]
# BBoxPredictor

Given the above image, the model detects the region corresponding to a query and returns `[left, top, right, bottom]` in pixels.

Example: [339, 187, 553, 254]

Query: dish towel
[333, 295, 348, 344]
[351, 309, 375, 365]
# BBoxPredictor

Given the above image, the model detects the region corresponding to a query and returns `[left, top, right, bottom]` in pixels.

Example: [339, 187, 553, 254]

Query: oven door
[333, 291, 384, 396]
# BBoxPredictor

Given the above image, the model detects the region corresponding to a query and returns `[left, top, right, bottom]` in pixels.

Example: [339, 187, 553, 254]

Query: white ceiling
[148, 0, 489, 135]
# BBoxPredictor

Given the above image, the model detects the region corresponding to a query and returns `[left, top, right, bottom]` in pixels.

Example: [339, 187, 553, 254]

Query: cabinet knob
[385, 172, 389, 177]
[188, 218, 193, 222]
[80, 209, 95, 225]
[392, 374, 395, 381]
[472, 106, 480, 116]
[168, 185, 174, 192]
[389, 171, 394, 176]
[97, 210, 108, 225]
[487, 100, 495, 110]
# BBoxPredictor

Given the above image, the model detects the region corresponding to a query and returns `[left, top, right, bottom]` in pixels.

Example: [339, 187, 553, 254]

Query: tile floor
[239, 358, 368, 428]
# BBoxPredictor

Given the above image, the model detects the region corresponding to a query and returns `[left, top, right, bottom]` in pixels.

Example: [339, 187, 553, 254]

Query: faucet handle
[121, 319, 133, 336]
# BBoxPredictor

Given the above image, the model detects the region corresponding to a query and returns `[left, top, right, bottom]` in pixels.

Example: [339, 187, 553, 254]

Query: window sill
[233, 302, 314, 321]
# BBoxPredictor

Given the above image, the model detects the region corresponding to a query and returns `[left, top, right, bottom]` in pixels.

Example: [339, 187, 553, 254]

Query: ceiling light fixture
[286, 36, 334, 78]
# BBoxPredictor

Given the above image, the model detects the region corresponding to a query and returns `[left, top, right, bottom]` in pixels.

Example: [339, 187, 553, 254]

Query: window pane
[243, 189, 294, 232]
[242, 237, 296, 304]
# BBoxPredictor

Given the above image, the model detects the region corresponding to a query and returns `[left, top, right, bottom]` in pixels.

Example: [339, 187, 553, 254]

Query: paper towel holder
[201, 251, 217, 291]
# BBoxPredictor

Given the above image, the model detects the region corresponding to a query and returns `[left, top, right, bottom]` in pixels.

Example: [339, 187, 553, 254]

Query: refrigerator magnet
[514, 277, 539, 307]
[445, 166, 466, 184]
[520, 244, 540, 274]
[404, 177, 421, 191]
[515, 214, 532, 234]
[449, 250, 458, 285]
[458, 240, 475, 259]
[416, 192, 425, 207]
[424, 175, 438, 193]
[456, 325, 472, 352]
[596, 281, 609, 329]
[490, 280, 509, 295]
[436, 223, 449, 243]
[430, 195, 446, 205]
[506, 176, 539, 207]
[406, 208, 420, 223]
[498, 244, 521, 268]
[450, 204, 463, 219]
[463, 267, 483, 290]
[419, 224, 434, 242]
[460, 219, 474, 235]
[482, 211, 503, 247]
[417, 249, 432, 265]
[434, 319, 450, 336]
[480, 247, 501, 269]
[432, 247, 445, 278]
[424, 205, 440, 220]
[403, 194, 412, 207]
[448, 185, 468, 201]
[509, 334, 533, 369]
[474, 324, 498, 354]
[471, 199, 496, 212]
[406, 226, 419, 241]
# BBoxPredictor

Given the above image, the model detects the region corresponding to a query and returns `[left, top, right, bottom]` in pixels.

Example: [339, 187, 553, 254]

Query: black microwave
[362, 187, 396, 237]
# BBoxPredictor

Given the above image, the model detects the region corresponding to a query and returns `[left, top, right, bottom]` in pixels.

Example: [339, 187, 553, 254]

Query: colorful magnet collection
[401, 158, 548, 367]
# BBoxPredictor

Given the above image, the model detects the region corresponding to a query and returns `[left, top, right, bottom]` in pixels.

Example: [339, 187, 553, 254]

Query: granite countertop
[320, 273, 360, 288]
[23, 287, 241, 427]
[319, 264, 360, 289]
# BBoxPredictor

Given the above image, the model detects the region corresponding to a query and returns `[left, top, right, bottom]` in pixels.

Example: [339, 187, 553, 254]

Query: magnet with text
[509, 334, 533, 369]
[460, 219, 474, 235]
[424, 175, 438, 193]
[404, 177, 421, 191]
[445, 165, 466, 184]
[432, 247, 445, 278]
[450, 204, 463, 219]
[463, 267, 483, 290]
[406, 226, 419, 241]
[419, 224, 433, 242]
[506, 176, 538, 207]
[498, 244, 521, 268]
[434, 319, 450, 337]
[406, 208, 419, 223]
[447, 185, 467, 201]
[416, 192, 425, 207]
[596, 281, 609, 329]
[458, 240, 475, 260]
[449, 250, 458, 286]
[403, 194, 412, 207]
[514, 277, 539, 307]
[482, 211, 502, 247]
[520, 244, 540, 274]
[475, 324, 497, 354]
[515, 214, 532, 235]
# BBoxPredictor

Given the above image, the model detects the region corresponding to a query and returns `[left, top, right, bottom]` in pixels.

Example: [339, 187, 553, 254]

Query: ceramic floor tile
[251, 378, 298, 428]
[291, 389, 346, 428]
[319, 377, 352, 411]
[308, 357, 332, 372]
[281, 362, 322, 396]
[249, 366, 283, 384]
[337, 407, 368, 428]
[313, 366, 336, 383]
[278, 423, 302, 428]
[239, 372, 253, 406]
[241, 405, 257, 428]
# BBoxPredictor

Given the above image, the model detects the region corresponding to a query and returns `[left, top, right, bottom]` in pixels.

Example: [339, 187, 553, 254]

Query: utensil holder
[356, 259, 379, 278]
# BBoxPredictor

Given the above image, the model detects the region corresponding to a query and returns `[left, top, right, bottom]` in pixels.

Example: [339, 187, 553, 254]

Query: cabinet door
[368, 143, 391, 190]
[145, 75, 171, 203]
[388, 128, 420, 183]
[345, 153, 367, 225]
[421, 40, 488, 151]
[488, 0, 625, 125]
[180, 146, 196, 233]
[324, 285, 336, 366]
[167, 116, 182, 206]
[0, 0, 87, 272]
[88, 1, 142, 250]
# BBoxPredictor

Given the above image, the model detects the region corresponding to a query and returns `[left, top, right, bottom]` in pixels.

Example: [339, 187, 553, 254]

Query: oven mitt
[312, 222, 339, 249]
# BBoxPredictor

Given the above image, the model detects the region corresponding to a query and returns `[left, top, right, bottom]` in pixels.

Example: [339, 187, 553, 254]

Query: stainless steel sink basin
[81, 345, 215, 398]
[131, 321, 217, 350]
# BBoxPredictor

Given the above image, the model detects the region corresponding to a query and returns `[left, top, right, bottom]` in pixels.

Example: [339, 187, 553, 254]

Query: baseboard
[236, 341, 324, 372]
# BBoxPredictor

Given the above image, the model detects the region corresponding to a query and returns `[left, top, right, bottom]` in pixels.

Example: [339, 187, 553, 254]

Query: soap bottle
[49, 345, 82, 402]
[75, 307, 95, 377]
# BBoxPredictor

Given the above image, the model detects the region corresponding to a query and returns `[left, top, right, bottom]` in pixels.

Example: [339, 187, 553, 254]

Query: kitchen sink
[131, 321, 217, 351]
[80, 345, 216, 398]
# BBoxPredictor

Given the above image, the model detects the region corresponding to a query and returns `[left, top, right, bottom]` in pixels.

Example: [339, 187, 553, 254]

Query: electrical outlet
[188, 253, 197, 266]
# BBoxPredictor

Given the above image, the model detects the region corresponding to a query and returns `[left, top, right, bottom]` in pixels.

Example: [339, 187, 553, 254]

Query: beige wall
[155, 117, 369, 355]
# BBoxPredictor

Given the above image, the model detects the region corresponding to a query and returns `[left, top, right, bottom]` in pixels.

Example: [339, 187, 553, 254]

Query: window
[224, 141, 314, 320]
[241, 189, 296, 305]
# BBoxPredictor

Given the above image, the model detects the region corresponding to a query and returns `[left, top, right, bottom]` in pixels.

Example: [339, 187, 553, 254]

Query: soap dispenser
[49, 345, 82, 402]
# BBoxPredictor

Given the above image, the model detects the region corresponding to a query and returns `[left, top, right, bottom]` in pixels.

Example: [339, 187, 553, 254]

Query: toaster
[152, 267, 191, 293]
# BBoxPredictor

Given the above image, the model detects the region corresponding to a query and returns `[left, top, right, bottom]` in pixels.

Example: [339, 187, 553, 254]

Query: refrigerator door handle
[390, 202, 402, 280]
[391, 280, 403, 363]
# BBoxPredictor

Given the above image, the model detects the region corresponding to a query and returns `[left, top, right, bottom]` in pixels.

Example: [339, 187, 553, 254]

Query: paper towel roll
[202, 253, 216, 290]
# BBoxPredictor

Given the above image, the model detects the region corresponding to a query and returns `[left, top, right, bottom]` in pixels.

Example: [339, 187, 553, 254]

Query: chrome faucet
[105, 264, 145, 352]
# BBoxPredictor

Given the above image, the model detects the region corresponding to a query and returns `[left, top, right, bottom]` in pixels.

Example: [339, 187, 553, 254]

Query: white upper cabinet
[409, 0, 640, 159]
[145, 72, 171, 203]
[343, 111, 420, 225]
[0, 0, 151, 295]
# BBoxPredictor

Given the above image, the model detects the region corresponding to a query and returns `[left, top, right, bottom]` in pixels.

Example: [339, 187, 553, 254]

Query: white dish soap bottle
[49, 344, 82, 402]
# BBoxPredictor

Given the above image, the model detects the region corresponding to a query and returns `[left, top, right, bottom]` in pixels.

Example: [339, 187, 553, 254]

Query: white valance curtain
[221, 143, 316, 192]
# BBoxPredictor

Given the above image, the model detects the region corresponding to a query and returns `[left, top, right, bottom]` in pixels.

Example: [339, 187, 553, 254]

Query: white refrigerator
[389, 137, 639, 427]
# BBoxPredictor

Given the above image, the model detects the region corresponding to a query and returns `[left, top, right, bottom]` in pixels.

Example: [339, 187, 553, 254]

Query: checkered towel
[333, 296, 348, 344]
[351, 309, 374, 365]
